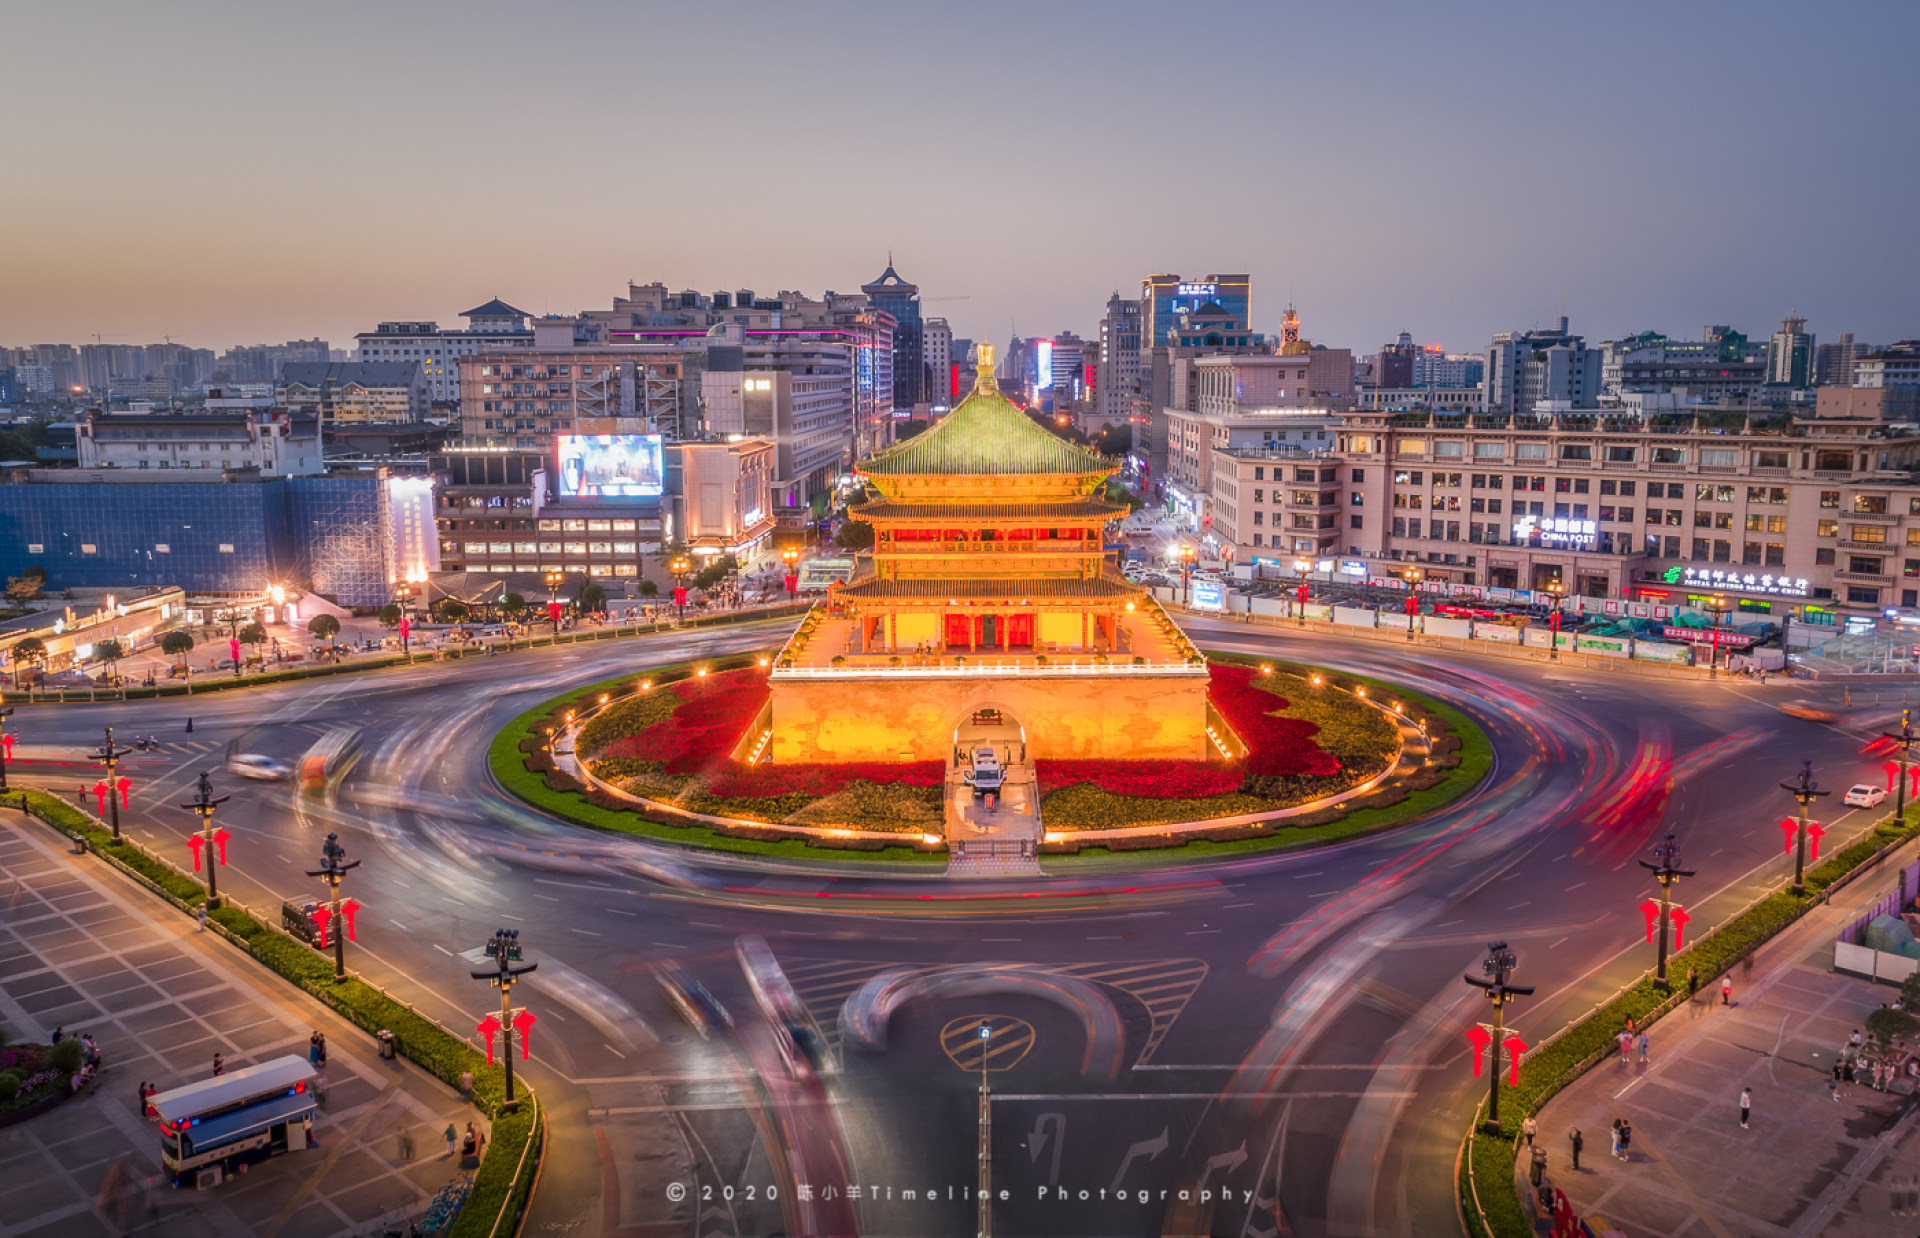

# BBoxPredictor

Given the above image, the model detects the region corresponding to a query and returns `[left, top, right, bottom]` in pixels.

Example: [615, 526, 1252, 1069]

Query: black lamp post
[670, 557, 691, 620]
[1179, 544, 1195, 605]
[471, 928, 537, 1111]
[1403, 567, 1423, 641]
[1464, 940, 1533, 1131]
[1780, 760, 1831, 897]
[544, 571, 564, 638]
[1638, 831, 1695, 991]
[88, 726, 132, 841]
[1884, 708, 1916, 827]
[305, 832, 359, 982]
[1702, 592, 1731, 679]
[0, 705, 14, 794]
[180, 770, 230, 908]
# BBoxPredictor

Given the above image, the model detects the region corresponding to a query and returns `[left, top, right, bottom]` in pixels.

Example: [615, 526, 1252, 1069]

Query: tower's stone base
[767, 671, 1210, 763]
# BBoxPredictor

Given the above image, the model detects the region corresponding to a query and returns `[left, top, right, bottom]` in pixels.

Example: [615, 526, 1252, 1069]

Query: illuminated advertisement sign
[1512, 514, 1598, 548]
[1661, 625, 1759, 649]
[385, 476, 440, 578]
[556, 434, 664, 498]
[1176, 283, 1218, 298]
[1191, 580, 1226, 611]
[1035, 340, 1054, 389]
[1673, 567, 1809, 597]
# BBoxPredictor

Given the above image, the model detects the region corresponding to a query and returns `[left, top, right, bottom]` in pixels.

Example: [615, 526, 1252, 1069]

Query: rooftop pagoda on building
[766, 346, 1210, 765]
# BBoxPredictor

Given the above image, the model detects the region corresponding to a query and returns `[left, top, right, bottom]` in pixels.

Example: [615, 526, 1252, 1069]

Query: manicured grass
[1460, 808, 1920, 1238]
[15, 789, 541, 1237]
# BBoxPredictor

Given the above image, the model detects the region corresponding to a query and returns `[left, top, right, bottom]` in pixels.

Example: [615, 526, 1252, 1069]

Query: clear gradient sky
[3, 0, 1915, 355]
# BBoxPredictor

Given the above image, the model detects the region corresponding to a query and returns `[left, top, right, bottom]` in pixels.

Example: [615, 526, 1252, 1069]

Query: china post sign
[1191, 580, 1226, 611]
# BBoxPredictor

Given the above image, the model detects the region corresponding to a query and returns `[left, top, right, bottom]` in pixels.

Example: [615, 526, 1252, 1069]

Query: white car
[1843, 784, 1887, 808]
[228, 753, 292, 781]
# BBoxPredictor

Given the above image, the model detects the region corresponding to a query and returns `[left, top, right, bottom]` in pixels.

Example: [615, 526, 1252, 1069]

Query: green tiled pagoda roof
[852, 499, 1126, 521]
[860, 382, 1116, 477]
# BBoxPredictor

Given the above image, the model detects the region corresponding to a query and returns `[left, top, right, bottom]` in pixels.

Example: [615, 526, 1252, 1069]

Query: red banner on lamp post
[340, 898, 361, 941]
[212, 828, 229, 866]
[1465, 1023, 1492, 1077]
[1639, 899, 1660, 942]
[512, 1008, 536, 1060]
[188, 834, 205, 872]
[1502, 1033, 1528, 1085]
[478, 1015, 502, 1066]
[1669, 905, 1691, 950]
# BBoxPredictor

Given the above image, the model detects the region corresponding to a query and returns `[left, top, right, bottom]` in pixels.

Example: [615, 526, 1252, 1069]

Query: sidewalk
[0, 818, 478, 1238]
[1528, 855, 1920, 1237]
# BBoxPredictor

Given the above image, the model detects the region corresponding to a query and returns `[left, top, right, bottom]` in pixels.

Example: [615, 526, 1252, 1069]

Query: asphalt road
[4, 616, 1893, 1237]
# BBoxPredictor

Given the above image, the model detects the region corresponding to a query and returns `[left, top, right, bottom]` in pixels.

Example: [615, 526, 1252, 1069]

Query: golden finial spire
[976, 342, 996, 390]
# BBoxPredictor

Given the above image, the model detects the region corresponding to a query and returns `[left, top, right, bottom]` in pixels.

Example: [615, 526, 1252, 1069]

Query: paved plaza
[0, 818, 479, 1238]
[1528, 868, 1920, 1238]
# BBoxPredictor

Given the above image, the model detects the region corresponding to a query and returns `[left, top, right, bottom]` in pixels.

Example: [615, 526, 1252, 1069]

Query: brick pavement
[1526, 872, 1920, 1238]
[0, 818, 480, 1238]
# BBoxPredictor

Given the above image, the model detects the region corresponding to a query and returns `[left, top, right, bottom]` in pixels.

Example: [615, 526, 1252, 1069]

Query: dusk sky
[5, 0, 1915, 355]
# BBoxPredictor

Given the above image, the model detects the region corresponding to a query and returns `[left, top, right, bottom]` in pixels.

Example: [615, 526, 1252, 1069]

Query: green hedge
[1462, 809, 1920, 1237]
[17, 789, 541, 1237]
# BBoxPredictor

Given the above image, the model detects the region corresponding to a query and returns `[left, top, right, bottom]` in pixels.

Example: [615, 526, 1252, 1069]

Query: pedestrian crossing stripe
[940, 1015, 1036, 1073]
[781, 956, 1208, 1068]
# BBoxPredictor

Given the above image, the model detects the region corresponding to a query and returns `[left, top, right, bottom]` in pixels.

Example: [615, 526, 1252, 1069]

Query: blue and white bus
[150, 1055, 318, 1186]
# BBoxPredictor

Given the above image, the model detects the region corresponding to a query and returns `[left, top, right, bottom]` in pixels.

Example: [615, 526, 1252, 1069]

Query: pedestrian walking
[1618, 1118, 1632, 1160]
[1610, 1120, 1622, 1160]
[1522, 1115, 1536, 1147]
[308, 1032, 321, 1066]
[443, 1123, 457, 1158]
[1686, 966, 1699, 997]
[1568, 1128, 1583, 1171]
[1740, 1086, 1751, 1128]
[1529, 1144, 1548, 1188]
[1722, 975, 1733, 1006]
[51, 1027, 64, 1044]
[211, 1053, 224, 1077]
[185, 718, 194, 734]
[196, 905, 208, 932]
[1637, 1031, 1650, 1064]
[315, 1032, 326, 1066]
[136, 1081, 147, 1114]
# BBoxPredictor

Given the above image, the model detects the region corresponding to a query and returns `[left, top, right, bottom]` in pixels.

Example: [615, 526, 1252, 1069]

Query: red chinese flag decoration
[340, 898, 361, 942]
[477, 1015, 502, 1066]
[673, 586, 687, 608]
[1910, 766, 1919, 798]
[229, 638, 241, 665]
[1887, 762, 1900, 792]
[2, 733, 14, 762]
[547, 601, 563, 623]
[116, 776, 131, 808]
[1808, 821, 1826, 861]
[1502, 1033, 1528, 1086]
[212, 828, 230, 866]
[312, 905, 332, 949]
[513, 1008, 536, 1060]
[1670, 905, 1691, 950]
[93, 781, 108, 814]
[1780, 817, 1797, 855]
[1465, 1024, 1492, 1078]
[398, 616, 411, 641]
[1639, 898, 1660, 943]
[784, 574, 798, 596]
[187, 833, 205, 872]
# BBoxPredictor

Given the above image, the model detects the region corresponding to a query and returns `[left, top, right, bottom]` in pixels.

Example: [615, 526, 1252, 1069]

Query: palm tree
[9, 636, 46, 689]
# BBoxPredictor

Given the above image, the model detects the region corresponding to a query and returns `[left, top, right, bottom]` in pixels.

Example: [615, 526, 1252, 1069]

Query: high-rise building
[1815, 333, 1869, 387]
[1485, 318, 1600, 414]
[1139, 274, 1251, 349]
[215, 339, 332, 385]
[1765, 314, 1815, 388]
[1376, 332, 1417, 389]
[861, 261, 923, 409]
[1096, 294, 1141, 428]
[1854, 341, 1920, 391]
[923, 318, 953, 407]
[1599, 328, 1764, 402]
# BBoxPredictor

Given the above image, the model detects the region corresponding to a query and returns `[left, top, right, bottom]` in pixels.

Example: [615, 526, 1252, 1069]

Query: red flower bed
[604, 667, 944, 798]
[1035, 664, 1339, 797]
[1208, 663, 1341, 778]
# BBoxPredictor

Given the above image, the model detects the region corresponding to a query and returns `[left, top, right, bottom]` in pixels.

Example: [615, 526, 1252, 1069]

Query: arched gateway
[766, 345, 1210, 764]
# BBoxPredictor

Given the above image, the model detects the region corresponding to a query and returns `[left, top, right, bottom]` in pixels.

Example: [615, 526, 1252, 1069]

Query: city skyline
[5, 0, 1915, 353]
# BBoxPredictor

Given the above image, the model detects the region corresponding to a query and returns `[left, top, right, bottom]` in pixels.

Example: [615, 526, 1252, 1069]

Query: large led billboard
[1035, 340, 1054, 389]
[557, 434, 664, 498]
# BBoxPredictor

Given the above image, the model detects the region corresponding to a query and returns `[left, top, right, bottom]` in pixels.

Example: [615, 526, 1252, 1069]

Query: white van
[967, 747, 1004, 796]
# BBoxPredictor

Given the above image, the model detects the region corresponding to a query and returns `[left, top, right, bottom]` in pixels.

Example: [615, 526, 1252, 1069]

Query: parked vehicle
[150, 1055, 317, 1186]
[965, 747, 1004, 797]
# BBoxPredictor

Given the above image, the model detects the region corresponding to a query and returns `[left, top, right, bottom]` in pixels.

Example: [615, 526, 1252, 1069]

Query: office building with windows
[861, 262, 924, 409]
[352, 300, 533, 405]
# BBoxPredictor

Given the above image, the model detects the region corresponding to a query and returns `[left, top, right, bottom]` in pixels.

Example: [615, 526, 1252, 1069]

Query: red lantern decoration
[2, 733, 14, 762]
[512, 1008, 537, 1060]
[477, 1014, 502, 1066]
[340, 898, 361, 941]
[398, 616, 411, 641]
[212, 828, 230, 866]
[546, 601, 563, 623]
[1886, 762, 1899, 793]
[1639, 898, 1660, 943]
[188, 834, 206, 872]
[1465, 1023, 1492, 1077]
[1502, 1033, 1528, 1085]
[116, 776, 131, 809]
[1669, 905, 1691, 950]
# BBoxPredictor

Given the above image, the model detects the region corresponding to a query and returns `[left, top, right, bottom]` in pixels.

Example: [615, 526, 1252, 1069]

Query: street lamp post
[1403, 567, 1423, 642]
[1544, 580, 1565, 661]
[305, 832, 360, 983]
[1294, 558, 1312, 627]
[670, 556, 692, 620]
[180, 771, 230, 909]
[88, 726, 132, 841]
[1780, 760, 1831, 897]
[1884, 708, 1916, 827]
[470, 928, 537, 1112]
[0, 705, 14, 794]
[1638, 832, 1695, 991]
[1464, 941, 1533, 1131]
[544, 571, 564, 640]
[1179, 545, 1195, 605]
[781, 545, 800, 601]
[1703, 592, 1731, 679]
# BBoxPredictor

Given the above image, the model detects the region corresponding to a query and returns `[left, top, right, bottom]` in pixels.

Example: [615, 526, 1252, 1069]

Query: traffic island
[490, 649, 1492, 863]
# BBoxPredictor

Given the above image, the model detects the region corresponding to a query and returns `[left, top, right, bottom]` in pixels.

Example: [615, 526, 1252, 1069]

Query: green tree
[500, 593, 527, 621]
[578, 581, 607, 614]
[1867, 1005, 1917, 1049]
[836, 520, 876, 552]
[93, 638, 124, 679]
[238, 621, 268, 648]
[436, 598, 470, 623]
[1902, 969, 1920, 1011]
[637, 579, 659, 599]
[691, 557, 736, 591]
[306, 614, 340, 641]
[377, 604, 403, 629]
[5, 575, 43, 602]
[10, 636, 46, 683]
[47, 1038, 83, 1074]
[159, 630, 195, 660]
